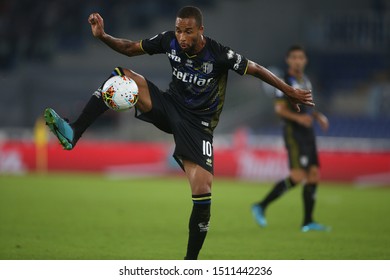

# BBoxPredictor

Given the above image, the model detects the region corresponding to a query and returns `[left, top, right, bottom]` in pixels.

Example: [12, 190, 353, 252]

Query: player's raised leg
[44, 67, 152, 149]
[183, 160, 212, 260]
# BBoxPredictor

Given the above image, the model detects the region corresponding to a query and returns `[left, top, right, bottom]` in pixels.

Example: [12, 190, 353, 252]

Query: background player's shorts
[283, 129, 319, 170]
[135, 80, 214, 174]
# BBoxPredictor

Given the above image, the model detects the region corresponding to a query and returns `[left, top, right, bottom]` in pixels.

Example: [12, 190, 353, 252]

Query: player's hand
[285, 88, 314, 112]
[316, 112, 329, 132]
[297, 114, 313, 128]
[88, 13, 105, 38]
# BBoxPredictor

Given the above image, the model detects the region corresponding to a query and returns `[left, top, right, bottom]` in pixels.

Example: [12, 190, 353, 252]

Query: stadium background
[0, 0, 390, 186]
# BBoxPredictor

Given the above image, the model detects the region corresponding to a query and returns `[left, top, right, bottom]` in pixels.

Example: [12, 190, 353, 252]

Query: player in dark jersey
[44, 7, 314, 259]
[252, 45, 330, 232]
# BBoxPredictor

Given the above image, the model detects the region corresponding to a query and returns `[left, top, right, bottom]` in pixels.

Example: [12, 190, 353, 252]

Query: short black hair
[177, 6, 203, 27]
[286, 45, 306, 57]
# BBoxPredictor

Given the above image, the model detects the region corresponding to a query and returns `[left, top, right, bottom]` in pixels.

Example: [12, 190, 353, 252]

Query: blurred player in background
[252, 45, 330, 232]
[44, 7, 313, 259]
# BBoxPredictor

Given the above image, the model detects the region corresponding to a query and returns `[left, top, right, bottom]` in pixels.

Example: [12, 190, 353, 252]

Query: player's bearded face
[175, 17, 204, 53]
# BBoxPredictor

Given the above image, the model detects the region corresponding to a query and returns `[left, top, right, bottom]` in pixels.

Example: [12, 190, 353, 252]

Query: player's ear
[198, 25, 204, 34]
[285, 56, 290, 66]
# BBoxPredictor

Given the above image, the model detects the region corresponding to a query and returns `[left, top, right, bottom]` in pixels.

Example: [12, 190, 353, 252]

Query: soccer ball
[101, 75, 139, 111]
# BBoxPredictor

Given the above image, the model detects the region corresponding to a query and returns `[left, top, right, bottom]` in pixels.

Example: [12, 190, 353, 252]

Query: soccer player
[44, 7, 314, 259]
[252, 45, 330, 232]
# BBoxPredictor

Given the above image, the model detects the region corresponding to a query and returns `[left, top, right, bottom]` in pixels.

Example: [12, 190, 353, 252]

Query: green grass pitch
[0, 173, 389, 260]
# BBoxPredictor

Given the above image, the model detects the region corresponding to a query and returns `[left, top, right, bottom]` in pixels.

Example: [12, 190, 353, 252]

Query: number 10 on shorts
[202, 140, 212, 157]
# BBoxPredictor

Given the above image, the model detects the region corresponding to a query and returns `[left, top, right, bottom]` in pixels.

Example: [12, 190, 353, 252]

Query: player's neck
[288, 69, 304, 81]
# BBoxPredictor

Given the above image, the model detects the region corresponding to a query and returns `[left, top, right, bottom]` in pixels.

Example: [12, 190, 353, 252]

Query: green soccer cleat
[251, 204, 267, 228]
[44, 108, 74, 150]
[301, 222, 331, 233]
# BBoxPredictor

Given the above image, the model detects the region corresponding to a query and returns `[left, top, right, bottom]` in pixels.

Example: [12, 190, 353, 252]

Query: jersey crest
[202, 62, 213, 74]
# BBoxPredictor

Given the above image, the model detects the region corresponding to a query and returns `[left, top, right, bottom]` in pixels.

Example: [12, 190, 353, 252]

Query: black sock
[184, 193, 211, 260]
[71, 95, 108, 144]
[259, 177, 297, 210]
[303, 183, 317, 225]
[71, 67, 125, 144]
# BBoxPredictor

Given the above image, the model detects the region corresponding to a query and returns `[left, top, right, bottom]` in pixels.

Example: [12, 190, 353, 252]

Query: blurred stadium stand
[0, 0, 389, 149]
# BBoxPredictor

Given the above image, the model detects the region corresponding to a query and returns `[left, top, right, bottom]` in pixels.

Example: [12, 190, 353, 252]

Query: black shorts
[283, 125, 319, 170]
[135, 80, 214, 174]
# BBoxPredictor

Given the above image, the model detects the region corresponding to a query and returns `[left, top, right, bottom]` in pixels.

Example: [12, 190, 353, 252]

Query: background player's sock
[259, 177, 297, 209]
[184, 193, 211, 260]
[302, 183, 317, 225]
[71, 67, 125, 144]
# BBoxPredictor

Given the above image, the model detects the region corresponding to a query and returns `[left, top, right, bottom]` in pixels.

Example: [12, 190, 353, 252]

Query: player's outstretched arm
[88, 13, 145, 57]
[246, 60, 314, 112]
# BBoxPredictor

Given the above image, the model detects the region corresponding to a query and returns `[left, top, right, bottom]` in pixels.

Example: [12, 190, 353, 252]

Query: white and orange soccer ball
[101, 75, 139, 111]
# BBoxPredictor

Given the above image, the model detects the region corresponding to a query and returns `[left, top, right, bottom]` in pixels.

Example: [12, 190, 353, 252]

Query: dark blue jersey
[275, 73, 315, 140]
[140, 31, 249, 130]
